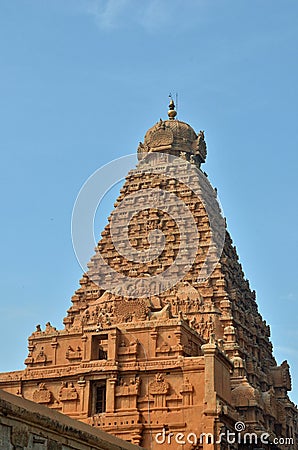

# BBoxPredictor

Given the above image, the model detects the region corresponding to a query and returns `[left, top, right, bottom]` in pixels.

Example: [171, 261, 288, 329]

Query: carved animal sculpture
[148, 303, 172, 320]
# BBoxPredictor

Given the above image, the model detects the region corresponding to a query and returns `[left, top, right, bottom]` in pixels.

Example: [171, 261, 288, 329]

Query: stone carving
[137, 118, 201, 162]
[118, 339, 138, 357]
[31, 322, 57, 337]
[35, 347, 47, 364]
[181, 377, 193, 393]
[24, 350, 34, 365]
[33, 383, 52, 404]
[271, 360, 292, 391]
[195, 316, 214, 340]
[114, 299, 147, 323]
[116, 377, 141, 396]
[150, 127, 174, 148]
[65, 346, 82, 361]
[81, 299, 114, 328]
[58, 382, 79, 401]
[45, 322, 57, 334]
[148, 303, 172, 320]
[192, 130, 207, 163]
[11, 425, 29, 447]
[156, 341, 171, 354]
[0, 424, 12, 449]
[48, 440, 63, 450]
[149, 373, 170, 408]
[170, 282, 203, 316]
[262, 387, 276, 416]
[137, 141, 149, 159]
[180, 377, 194, 406]
[149, 373, 169, 395]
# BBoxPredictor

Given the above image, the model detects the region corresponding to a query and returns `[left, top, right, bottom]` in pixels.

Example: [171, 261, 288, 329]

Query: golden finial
[168, 98, 177, 120]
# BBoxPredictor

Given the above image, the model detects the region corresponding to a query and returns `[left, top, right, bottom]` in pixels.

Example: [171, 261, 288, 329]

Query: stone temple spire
[0, 103, 297, 449]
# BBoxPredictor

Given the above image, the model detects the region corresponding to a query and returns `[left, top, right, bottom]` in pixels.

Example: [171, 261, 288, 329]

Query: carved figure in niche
[207, 316, 214, 332]
[36, 347, 47, 363]
[197, 316, 215, 340]
[59, 381, 79, 401]
[117, 376, 141, 396]
[128, 377, 141, 394]
[65, 346, 82, 360]
[182, 377, 193, 391]
[33, 383, 52, 404]
[173, 282, 202, 314]
[158, 341, 170, 353]
[189, 316, 197, 329]
[149, 373, 170, 395]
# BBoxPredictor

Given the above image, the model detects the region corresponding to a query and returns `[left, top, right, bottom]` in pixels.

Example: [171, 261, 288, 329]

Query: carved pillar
[106, 376, 117, 413]
[81, 334, 87, 360]
[174, 329, 184, 356]
[108, 329, 119, 361]
[78, 376, 86, 414]
[201, 340, 217, 412]
[150, 330, 158, 358]
[201, 340, 219, 450]
[51, 338, 58, 365]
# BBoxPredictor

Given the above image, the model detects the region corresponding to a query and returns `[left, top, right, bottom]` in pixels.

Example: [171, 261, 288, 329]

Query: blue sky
[0, 0, 298, 403]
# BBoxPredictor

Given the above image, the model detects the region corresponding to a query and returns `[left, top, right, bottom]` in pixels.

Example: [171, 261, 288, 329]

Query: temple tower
[0, 102, 297, 449]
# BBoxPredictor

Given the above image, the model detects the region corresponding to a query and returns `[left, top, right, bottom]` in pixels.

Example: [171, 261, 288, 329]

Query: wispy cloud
[80, 0, 205, 32]
[84, 0, 131, 30]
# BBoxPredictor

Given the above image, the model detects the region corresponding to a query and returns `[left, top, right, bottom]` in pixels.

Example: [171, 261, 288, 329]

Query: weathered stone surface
[0, 389, 141, 450]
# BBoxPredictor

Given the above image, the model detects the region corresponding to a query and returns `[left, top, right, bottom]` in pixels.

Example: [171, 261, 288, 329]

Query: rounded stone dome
[231, 379, 261, 407]
[145, 119, 197, 148]
[137, 117, 207, 166]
